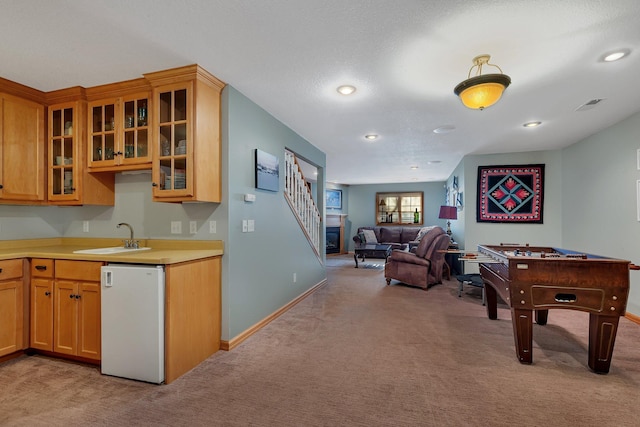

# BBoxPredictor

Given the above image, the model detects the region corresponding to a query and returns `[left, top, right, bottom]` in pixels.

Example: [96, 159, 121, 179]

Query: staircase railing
[284, 150, 321, 261]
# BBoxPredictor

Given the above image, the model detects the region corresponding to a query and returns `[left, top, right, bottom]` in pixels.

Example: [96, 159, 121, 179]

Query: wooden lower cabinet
[165, 256, 221, 383]
[30, 259, 102, 361]
[0, 259, 25, 357]
[30, 277, 54, 351]
[53, 279, 100, 359]
[25, 254, 221, 382]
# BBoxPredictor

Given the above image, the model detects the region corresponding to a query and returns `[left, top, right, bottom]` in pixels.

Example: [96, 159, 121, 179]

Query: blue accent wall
[222, 86, 327, 339]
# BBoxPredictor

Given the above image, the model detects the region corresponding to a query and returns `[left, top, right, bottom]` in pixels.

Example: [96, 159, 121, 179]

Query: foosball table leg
[511, 308, 533, 364]
[535, 309, 548, 325]
[588, 314, 620, 374]
[484, 283, 498, 320]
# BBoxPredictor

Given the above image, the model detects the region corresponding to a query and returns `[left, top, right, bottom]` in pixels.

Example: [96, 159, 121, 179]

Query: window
[376, 192, 423, 225]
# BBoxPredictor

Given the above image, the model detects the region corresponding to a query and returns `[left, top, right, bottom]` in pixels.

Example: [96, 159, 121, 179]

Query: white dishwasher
[101, 264, 165, 384]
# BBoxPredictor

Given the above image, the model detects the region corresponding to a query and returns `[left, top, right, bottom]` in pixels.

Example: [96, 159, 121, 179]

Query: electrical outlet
[242, 220, 248, 233]
[171, 221, 182, 234]
[209, 220, 216, 234]
[83, 221, 89, 232]
[189, 221, 197, 234]
[293, 273, 297, 283]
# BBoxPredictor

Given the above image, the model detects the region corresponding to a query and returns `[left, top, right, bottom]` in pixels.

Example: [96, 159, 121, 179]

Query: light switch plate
[83, 221, 89, 232]
[171, 221, 182, 234]
[189, 221, 197, 234]
[247, 219, 255, 232]
[242, 220, 248, 233]
[209, 220, 216, 234]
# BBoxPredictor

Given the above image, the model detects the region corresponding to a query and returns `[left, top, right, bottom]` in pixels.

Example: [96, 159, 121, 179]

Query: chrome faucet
[117, 222, 139, 248]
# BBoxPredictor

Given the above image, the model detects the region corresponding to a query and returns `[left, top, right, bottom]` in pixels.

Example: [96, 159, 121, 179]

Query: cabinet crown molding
[85, 77, 151, 101]
[0, 76, 46, 104]
[144, 64, 226, 91]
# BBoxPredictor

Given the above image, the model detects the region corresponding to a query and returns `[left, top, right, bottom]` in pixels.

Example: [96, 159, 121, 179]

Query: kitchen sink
[73, 246, 152, 255]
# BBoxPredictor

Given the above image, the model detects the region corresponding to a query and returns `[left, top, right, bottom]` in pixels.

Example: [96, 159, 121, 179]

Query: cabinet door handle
[152, 182, 158, 187]
[45, 291, 51, 296]
[0, 184, 3, 189]
[75, 294, 81, 299]
[69, 294, 75, 299]
[35, 265, 48, 271]
[0, 268, 3, 273]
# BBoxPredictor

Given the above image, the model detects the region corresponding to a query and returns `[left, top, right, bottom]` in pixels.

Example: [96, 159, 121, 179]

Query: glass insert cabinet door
[122, 96, 149, 162]
[376, 191, 423, 225]
[155, 85, 190, 193]
[89, 100, 117, 164]
[49, 103, 77, 198]
[89, 95, 150, 166]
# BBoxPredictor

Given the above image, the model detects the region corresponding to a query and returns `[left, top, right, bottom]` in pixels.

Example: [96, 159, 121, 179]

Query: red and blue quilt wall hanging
[477, 164, 544, 223]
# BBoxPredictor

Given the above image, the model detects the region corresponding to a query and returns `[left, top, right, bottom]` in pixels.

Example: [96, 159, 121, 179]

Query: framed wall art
[255, 149, 279, 192]
[477, 164, 545, 223]
[326, 189, 342, 209]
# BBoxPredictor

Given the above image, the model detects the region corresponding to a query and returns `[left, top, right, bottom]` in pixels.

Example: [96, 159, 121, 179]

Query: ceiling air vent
[575, 98, 605, 112]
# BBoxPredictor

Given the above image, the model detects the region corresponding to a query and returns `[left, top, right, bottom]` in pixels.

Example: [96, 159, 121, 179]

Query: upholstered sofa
[352, 226, 425, 251]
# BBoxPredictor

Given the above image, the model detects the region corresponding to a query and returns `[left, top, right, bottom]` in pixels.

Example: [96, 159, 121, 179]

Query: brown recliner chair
[384, 227, 451, 290]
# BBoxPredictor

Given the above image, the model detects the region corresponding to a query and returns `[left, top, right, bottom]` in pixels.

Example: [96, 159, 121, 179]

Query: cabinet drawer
[0, 259, 23, 280]
[31, 259, 54, 278]
[55, 260, 102, 281]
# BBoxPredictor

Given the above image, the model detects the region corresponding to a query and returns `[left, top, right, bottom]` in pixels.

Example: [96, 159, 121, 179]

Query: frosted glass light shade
[454, 74, 511, 110]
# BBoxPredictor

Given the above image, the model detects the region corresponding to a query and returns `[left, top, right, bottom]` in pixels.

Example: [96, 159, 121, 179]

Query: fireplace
[326, 226, 340, 254]
[325, 214, 346, 255]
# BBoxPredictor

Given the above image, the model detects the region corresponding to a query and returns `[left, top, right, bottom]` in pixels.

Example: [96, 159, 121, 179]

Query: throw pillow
[416, 226, 436, 241]
[361, 229, 378, 244]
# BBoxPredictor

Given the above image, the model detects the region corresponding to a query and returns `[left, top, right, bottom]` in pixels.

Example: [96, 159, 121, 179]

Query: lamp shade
[454, 74, 511, 110]
[438, 205, 457, 220]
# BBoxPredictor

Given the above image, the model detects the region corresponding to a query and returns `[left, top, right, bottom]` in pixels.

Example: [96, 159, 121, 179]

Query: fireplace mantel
[326, 214, 347, 254]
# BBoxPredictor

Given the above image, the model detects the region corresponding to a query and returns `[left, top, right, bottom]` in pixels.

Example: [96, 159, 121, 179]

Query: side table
[443, 242, 460, 280]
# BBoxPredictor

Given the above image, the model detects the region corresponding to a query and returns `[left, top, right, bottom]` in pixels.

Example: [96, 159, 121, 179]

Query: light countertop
[0, 238, 223, 265]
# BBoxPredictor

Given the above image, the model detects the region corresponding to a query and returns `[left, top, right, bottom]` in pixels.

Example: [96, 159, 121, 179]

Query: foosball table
[476, 243, 633, 374]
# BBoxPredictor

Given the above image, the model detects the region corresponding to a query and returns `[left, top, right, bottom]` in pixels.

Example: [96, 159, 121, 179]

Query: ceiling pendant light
[454, 54, 511, 110]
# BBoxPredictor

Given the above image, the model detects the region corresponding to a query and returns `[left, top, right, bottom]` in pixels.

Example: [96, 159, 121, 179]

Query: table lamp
[438, 205, 457, 237]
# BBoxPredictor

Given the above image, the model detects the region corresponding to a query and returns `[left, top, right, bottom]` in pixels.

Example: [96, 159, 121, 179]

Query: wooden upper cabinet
[0, 64, 224, 206]
[86, 79, 152, 172]
[46, 88, 114, 206]
[145, 65, 225, 203]
[0, 80, 46, 203]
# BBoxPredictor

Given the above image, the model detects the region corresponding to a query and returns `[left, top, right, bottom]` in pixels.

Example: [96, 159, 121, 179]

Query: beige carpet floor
[1, 254, 640, 426]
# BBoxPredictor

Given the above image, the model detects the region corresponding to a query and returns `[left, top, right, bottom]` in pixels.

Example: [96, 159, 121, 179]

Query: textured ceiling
[2, 0, 640, 184]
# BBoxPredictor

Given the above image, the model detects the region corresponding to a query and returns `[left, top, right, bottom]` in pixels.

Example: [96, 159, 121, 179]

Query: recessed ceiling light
[523, 121, 542, 128]
[603, 49, 630, 62]
[364, 134, 378, 140]
[427, 160, 441, 165]
[433, 125, 456, 134]
[336, 85, 356, 95]
[410, 165, 419, 170]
